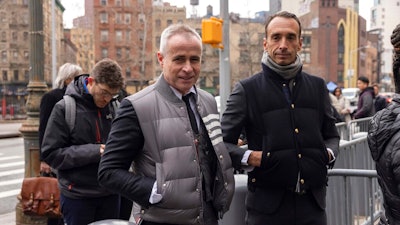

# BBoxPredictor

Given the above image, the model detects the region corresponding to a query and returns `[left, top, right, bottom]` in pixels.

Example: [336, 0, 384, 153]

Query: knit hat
[392, 24, 400, 93]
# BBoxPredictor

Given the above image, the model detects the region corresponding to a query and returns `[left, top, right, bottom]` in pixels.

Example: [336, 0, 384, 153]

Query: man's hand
[248, 151, 262, 167]
[40, 161, 52, 174]
[100, 144, 105, 156]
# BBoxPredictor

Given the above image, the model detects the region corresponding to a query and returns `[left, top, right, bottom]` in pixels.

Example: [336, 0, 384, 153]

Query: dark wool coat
[222, 64, 340, 213]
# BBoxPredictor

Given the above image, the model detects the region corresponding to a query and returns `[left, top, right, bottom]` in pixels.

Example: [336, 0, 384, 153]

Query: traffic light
[201, 17, 223, 48]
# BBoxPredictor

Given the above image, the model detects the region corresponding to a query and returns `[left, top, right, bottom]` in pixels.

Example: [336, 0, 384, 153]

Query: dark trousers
[119, 196, 133, 220]
[60, 193, 120, 225]
[246, 190, 327, 225]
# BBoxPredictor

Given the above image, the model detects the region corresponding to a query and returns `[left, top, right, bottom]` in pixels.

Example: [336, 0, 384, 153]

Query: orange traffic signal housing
[201, 17, 223, 47]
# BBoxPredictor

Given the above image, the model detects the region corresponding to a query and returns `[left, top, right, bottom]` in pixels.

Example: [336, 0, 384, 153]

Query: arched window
[337, 24, 345, 64]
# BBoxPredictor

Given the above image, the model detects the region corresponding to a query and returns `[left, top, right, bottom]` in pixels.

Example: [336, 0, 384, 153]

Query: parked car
[342, 88, 360, 114]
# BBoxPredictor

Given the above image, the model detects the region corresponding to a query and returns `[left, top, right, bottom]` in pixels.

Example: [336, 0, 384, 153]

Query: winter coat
[354, 87, 375, 119]
[368, 94, 400, 224]
[222, 64, 340, 213]
[39, 87, 66, 160]
[41, 74, 115, 199]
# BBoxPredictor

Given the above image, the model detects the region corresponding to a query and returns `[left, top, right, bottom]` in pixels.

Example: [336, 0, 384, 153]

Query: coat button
[300, 179, 305, 184]
[298, 154, 302, 158]
[266, 152, 270, 157]
[251, 178, 256, 183]
[295, 128, 299, 133]
[219, 155, 223, 159]
[291, 104, 295, 109]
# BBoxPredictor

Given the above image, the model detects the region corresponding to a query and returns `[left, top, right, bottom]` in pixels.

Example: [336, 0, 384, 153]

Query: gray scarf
[261, 51, 303, 80]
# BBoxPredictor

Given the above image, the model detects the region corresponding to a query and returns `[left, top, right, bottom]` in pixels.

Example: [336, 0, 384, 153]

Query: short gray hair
[55, 63, 82, 88]
[159, 24, 202, 55]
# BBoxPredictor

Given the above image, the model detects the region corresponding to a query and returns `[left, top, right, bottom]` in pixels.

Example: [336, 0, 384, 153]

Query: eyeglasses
[96, 84, 119, 99]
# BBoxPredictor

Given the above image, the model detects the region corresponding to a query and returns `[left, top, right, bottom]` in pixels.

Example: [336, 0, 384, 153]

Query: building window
[337, 24, 345, 64]
[116, 30, 122, 42]
[13, 50, 18, 60]
[138, 13, 145, 23]
[12, 31, 18, 41]
[2, 71, 8, 81]
[155, 19, 161, 28]
[101, 30, 108, 41]
[0, 12, 6, 23]
[301, 52, 311, 63]
[102, 48, 108, 58]
[116, 48, 122, 59]
[199, 77, 206, 87]
[167, 19, 172, 26]
[1, 31, 6, 42]
[125, 13, 131, 24]
[100, 0, 107, 6]
[155, 36, 160, 46]
[126, 30, 131, 41]
[125, 48, 130, 58]
[213, 76, 219, 87]
[126, 67, 131, 78]
[22, 14, 28, 24]
[116, 13, 122, 24]
[100, 12, 108, 23]
[337, 71, 343, 83]
[124, 0, 130, 6]
[302, 35, 311, 48]
[24, 51, 29, 59]
[13, 70, 18, 81]
[116, 0, 122, 6]
[239, 50, 250, 63]
[24, 70, 29, 80]
[23, 32, 28, 41]
[1, 51, 7, 62]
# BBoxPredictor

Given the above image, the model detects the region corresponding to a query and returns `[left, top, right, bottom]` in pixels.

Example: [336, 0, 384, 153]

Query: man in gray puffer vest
[98, 24, 234, 225]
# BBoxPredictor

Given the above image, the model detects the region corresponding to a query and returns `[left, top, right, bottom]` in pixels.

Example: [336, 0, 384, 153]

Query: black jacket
[368, 94, 400, 224]
[221, 64, 340, 213]
[354, 87, 375, 119]
[39, 87, 66, 160]
[41, 75, 115, 199]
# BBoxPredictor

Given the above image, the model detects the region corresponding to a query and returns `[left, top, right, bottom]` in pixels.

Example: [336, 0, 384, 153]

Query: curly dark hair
[91, 58, 125, 90]
[391, 24, 400, 93]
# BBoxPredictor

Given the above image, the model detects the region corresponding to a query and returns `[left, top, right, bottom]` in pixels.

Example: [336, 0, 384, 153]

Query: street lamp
[347, 45, 370, 88]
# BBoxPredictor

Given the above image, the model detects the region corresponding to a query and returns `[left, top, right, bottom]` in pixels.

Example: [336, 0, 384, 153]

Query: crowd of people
[37, 9, 400, 225]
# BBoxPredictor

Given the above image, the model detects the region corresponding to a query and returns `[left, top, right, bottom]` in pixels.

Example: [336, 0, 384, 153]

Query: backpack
[63, 95, 120, 132]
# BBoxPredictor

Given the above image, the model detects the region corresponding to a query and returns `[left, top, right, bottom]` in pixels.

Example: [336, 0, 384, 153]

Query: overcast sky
[60, 0, 373, 29]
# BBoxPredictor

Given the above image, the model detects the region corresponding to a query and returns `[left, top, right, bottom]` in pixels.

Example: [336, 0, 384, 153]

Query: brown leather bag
[18, 176, 61, 218]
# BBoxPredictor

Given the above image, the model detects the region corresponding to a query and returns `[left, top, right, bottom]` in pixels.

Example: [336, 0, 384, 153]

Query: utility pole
[17, 0, 47, 224]
[219, 0, 230, 114]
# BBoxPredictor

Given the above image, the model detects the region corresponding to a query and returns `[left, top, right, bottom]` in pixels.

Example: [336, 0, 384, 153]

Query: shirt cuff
[327, 148, 336, 164]
[241, 150, 255, 172]
[149, 181, 162, 204]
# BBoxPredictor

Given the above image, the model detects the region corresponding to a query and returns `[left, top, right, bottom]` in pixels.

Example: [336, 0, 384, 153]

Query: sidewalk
[0, 212, 15, 225]
[0, 122, 22, 139]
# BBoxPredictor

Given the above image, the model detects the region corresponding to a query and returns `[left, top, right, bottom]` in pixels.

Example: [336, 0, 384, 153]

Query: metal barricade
[336, 121, 349, 140]
[348, 117, 373, 140]
[327, 169, 384, 225]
